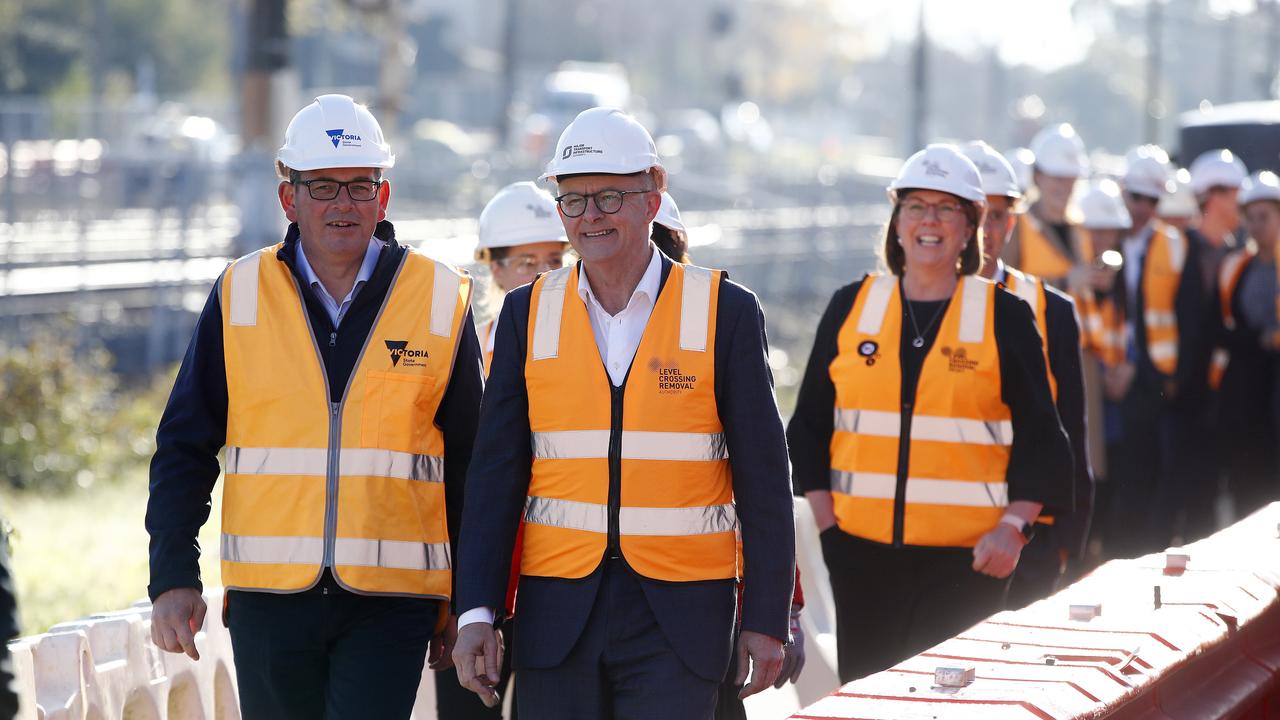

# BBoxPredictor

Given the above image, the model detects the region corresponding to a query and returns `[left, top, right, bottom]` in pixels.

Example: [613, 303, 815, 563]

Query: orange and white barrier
[789, 502, 1280, 719]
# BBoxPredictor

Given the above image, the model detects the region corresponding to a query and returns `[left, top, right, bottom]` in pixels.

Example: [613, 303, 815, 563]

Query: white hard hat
[277, 94, 394, 172]
[540, 107, 662, 181]
[887, 143, 986, 204]
[1003, 147, 1035, 193]
[1158, 169, 1198, 218]
[961, 141, 1022, 200]
[1122, 145, 1173, 199]
[1077, 179, 1132, 230]
[654, 191, 685, 233]
[1188, 148, 1248, 195]
[476, 181, 568, 256]
[1240, 171, 1280, 207]
[1030, 123, 1089, 178]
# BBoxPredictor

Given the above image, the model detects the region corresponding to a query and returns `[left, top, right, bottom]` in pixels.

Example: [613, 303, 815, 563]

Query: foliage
[0, 327, 169, 493]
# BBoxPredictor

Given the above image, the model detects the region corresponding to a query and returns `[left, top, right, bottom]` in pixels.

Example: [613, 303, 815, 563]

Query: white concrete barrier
[8, 590, 238, 720]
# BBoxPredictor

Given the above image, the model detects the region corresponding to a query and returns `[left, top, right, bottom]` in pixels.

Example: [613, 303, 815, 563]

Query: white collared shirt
[576, 244, 662, 386]
[295, 236, 384, 327]
[457, 243, 662, 631]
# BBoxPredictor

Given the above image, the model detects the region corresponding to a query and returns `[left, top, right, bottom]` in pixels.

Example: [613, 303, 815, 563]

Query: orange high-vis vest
[1140, 225, 1187, 376]
[1001, 266, 1057, 401]
[1075, 288, 1127, 368]
[521, 261, 738, 582]
[1015, 214, 1078, 283]
[219, 243, 471, 597]
[829, 274, 1012, 548]
[1208, 248, 1255, 390]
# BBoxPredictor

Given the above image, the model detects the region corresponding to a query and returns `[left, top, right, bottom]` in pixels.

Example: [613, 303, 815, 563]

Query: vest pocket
[360, 371, 437, 453]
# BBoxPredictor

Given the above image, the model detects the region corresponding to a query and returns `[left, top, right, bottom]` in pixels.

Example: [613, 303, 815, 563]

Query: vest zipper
[606, 384, 624, 558]
[893, 399, 913, 548]
[322, 400, 341, 568]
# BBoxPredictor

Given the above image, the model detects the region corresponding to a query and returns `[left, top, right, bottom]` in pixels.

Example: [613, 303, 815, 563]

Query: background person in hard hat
[452, 107, 795, 718]
[1132, 148, 1242, 549]
[145, 94, 484, 719]
[963, 141, 1094, 605]
[475, 181, 570, 374]
[1158, 169, 1199, 235]
[787, 144, 1072, 682]
[1003, 123, 1091, 289]
[434, 180, 569, 720]
[1207, 171, 1280, 521]
[650, 191, 808, 720]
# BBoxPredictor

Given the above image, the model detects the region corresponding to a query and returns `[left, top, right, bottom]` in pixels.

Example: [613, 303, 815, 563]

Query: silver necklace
[904, 297, 948, 348]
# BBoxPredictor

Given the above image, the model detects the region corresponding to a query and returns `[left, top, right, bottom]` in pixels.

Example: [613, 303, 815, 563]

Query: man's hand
[150, 588, 206, 660]
[452, 622, 504, 708]
[1102, 362, 1135, 402]
[735, 630, 784, 699]
[972, 523, 1025, 579]
[428, 614, 459, 671]
[773, 608, 806, 688]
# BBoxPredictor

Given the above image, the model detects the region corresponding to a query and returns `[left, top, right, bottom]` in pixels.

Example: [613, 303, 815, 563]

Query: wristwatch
[998, 513, 1035, 544]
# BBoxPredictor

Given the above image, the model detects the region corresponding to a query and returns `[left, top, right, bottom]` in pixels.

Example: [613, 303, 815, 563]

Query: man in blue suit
[451, 107, 796, 718]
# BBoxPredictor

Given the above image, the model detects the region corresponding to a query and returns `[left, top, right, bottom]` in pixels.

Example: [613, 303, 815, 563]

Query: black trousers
[515, 558, 719, 720]
[435, 618, 516, 719]
[820, 528, 1009, 684]
[227, 571, 437, 720]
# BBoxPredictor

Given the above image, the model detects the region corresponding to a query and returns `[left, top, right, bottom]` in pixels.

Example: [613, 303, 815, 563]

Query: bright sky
[832, 0, 1261, 71]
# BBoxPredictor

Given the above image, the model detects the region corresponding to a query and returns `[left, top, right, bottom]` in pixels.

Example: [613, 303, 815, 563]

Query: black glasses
[295, 179, 382, 201]
[555, 189, 650, 218]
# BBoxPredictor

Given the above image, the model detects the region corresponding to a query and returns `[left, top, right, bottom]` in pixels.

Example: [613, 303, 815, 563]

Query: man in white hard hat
[964, 141, 1094, 605]
[1158, 169, 1199, 233]
[146, 94, 484, 718]
[453, 107, 795, 717]
[1189, 149, 1248, 291]
[1004, 123, 1091, 288]
[1101, 148, 1219, 558]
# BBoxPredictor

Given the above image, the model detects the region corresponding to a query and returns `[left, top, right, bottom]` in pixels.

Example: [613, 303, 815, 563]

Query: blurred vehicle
[516, 62, 632, 167]
[107, 103, 236, 208]
[1179, 101, 1280, 174]
[397, 118, 497, 211]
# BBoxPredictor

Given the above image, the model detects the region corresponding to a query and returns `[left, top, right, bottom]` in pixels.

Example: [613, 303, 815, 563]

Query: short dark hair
[276, 161, 383, 184]
[879, 192, 984, 276]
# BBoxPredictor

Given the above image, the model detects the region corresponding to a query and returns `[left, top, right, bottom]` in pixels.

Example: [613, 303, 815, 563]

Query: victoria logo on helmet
[923, 160, 950, 179]
[326, 128, 363, 149]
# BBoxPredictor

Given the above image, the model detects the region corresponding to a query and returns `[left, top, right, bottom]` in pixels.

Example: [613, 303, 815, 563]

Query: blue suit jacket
[456, 253, 795, 682]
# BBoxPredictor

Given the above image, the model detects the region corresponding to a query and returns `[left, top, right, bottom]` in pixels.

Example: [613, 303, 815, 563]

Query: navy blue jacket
[146, 221, 484, 601]
[455, 253, 796, 682]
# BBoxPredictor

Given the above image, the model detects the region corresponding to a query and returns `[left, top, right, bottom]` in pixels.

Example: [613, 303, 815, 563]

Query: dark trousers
[515, 559, 719, 720]
[820, 528, 1009, 683]
[436, 618, 516, 719]
[227, 571, 437, 720]
[713, 626, 748, 720]
[1006, 523, 1065, 609]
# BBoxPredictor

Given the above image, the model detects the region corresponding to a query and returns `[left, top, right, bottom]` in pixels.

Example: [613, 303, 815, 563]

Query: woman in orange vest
[787, 144, 1073, 682]
[474, 182, 570, 374]
[435, 182, 569, 720]
[1211, 172, 1280, 520]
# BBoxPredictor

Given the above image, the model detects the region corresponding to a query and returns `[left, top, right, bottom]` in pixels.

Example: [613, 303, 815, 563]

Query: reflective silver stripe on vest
[524, 496, 737, 536]
[679, 265, 714, 352]
[531, 266, 574, 360]
[833, 410, 1013, 446]
[221, 534, 324, 565]
[958, 276, 989, 344]
[1148, 341, 1177, 362]
[430, 260, 463, 337]
[831, 470, 1008, 508]
[531, 430, 728, 461]
[226, 446, 444, 482]
[1164, 230, 1187, 272]
[333, 537, 451, 571]
[228, 250, 263, 327]
[1145, 310, 1176, 328]
[1005, 271, 1040, 314]
[857, 275, 896, 335]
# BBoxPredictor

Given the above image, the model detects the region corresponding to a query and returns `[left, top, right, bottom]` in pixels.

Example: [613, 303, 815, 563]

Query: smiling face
[488, 241, 570, 292]
[555, 172, 661, 268]
[1244, 201, 1280, 250]
[895, 189, 980, 276]
[279, 166, 390, 264]
[1034, 171, 1076, 221]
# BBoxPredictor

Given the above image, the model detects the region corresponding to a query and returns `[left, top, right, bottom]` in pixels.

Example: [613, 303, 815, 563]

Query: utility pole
[1145, 0, 1162, 143]
[497, 0, 519, 146]
[1267, 0, 1280, 98]
[1220, 9, 1237, 103]
[908, 0, 929, 155]
[235, 0, 292, 257]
